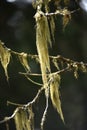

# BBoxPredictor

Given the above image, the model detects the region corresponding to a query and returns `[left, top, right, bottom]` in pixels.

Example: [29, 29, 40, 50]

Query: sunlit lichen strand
[35, 10, 51, 86]
[0, 41, 11, 81]
[14, 107, 34, 130]
[18, 52, 31, 72]
[50, 74, 64, 122]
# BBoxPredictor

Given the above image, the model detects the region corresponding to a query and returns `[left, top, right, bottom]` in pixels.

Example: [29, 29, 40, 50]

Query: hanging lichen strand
[14, 107, 34, 130]
[18, 52, 31, 72]
[50, 74, 64, 122]
[34, 0, 64, 123]
[0, 41, 11, 81]
[35, 10, 51, 86]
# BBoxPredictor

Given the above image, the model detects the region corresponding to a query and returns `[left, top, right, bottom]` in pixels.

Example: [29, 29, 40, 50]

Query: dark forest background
[0, 0, 87, 130]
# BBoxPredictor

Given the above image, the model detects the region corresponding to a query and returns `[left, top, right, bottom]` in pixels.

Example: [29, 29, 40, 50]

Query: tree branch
[0, 87, 44, 124]
[45, 8, 80, 17]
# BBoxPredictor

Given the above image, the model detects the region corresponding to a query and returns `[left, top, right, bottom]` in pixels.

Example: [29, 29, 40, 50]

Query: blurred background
[0, 0, 87, 130]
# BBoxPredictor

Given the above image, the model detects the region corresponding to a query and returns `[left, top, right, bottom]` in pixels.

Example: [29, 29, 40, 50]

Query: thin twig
[1, 41, 87, 68]
[0, 108, 19, 124]
[19, 72, 42, 76]
[54, 66, 71, 75]
[45, 8, 80, 16]
[50, 55, 87, 67]
[24, 74, 43, 86]
[19, 66, 71, 77]
[7, 101, 23, 107]
[25, 87, 44, 107]
[40, 87, 49, 130]
[0, 87, 44, 124]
